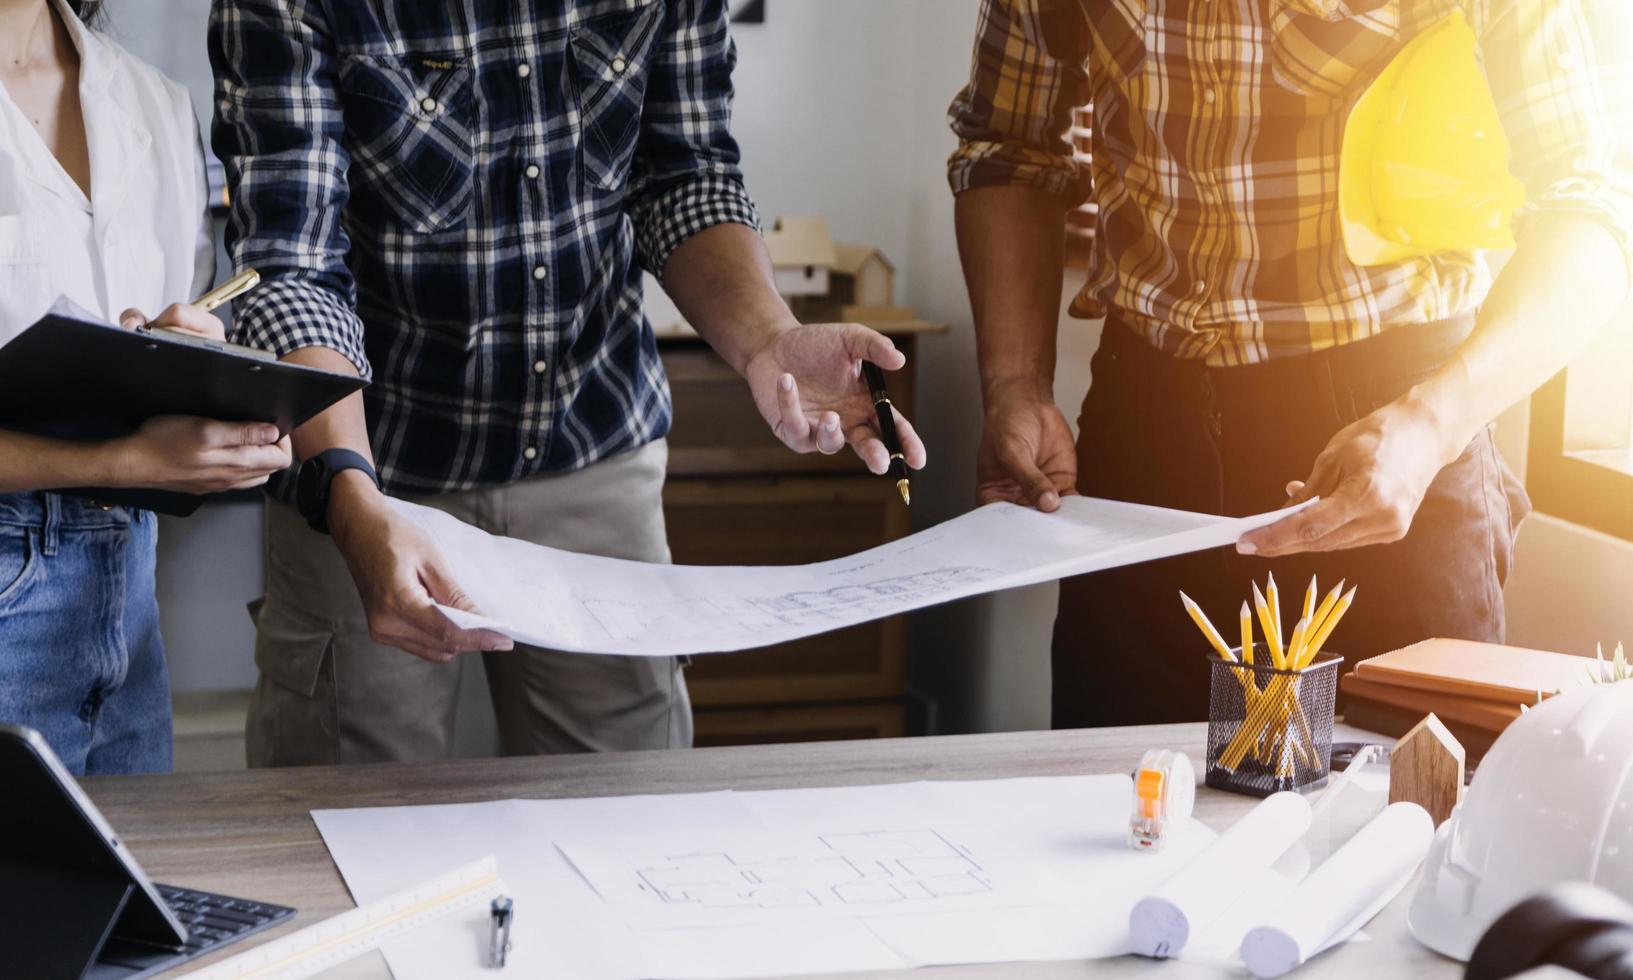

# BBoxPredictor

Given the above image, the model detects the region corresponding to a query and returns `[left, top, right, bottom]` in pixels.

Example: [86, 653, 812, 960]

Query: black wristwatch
[295, 449, 380, 535]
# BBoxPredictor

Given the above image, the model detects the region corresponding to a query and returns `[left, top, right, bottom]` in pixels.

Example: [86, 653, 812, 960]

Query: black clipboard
[0, 304, 366, 516]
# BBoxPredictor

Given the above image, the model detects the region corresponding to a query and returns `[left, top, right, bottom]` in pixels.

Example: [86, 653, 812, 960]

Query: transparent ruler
[188, 856, 505, 979]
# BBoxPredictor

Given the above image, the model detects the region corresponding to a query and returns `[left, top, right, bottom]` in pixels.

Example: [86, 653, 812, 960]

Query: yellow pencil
[1253, 581, 1286, 669]
[1301, 575, 1317, 630]
[1180, 592, 1234, 661]
[1308, 579, 1345, 637]
[1300, 586, 1357, 666]
[1285, 615, 1311, 669]
[1266, 573, 1284, 653]
[1239, 601, 1254, 666]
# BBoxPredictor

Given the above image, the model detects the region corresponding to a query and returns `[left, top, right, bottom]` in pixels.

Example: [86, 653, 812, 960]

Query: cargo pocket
[338, 53, 477, 234]
[246, 598, 341, 766]
[0, 214, 51, 332]
[249, 598, 336, 700]
[570, 1, 663, 192]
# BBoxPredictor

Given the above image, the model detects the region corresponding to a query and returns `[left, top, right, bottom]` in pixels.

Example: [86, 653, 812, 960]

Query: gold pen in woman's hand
[192, 268, 260, 312]
[861, 360, 910, 505]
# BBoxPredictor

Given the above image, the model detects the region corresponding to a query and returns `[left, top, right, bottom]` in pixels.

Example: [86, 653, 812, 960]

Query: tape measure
[1129, 749, 1196, 851]
[189, 857, 505, 979]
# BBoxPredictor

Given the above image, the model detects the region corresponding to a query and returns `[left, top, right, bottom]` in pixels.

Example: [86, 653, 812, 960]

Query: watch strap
[300, 448, 379, 535]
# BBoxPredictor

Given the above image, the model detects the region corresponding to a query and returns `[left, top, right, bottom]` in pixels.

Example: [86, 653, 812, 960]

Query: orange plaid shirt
[949, 0, 1633, 365]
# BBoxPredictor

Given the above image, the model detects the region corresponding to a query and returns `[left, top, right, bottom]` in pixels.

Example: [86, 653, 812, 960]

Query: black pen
[861, 360, 911, 506]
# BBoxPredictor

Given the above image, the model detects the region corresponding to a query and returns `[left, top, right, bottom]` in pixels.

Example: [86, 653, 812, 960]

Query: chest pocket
[570, 1, 663, 192]
[338, 54, 477, 234]
[1087, 0, 1148, 84]
[0, 214, 50, 341]
[1268, 0, 1457, 100]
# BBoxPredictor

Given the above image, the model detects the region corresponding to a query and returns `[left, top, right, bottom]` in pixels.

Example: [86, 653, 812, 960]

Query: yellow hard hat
[1340, 11, 1528, 266]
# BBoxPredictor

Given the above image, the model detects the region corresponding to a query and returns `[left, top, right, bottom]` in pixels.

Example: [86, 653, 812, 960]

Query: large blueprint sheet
[398, 495, 1305, 656]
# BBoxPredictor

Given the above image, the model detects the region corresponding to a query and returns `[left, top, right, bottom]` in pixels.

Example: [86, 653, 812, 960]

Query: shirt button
[420, 96, 438, 113]
[611, 56, 628, 74]
[533, 359, 548, 375]
[525, 163, 541, 179]
[1193, 280, 1208, 295]
[523, 446, 539, 461]
[1202, 88, 1217, 105]
[517, 62, 532, 78]
[532, 265, 548, 281]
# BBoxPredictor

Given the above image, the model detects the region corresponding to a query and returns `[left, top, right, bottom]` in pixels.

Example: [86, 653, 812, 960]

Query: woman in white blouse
[0, 0, 290, 775]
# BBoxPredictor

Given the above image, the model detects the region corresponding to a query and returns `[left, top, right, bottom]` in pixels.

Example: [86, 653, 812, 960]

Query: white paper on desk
[312, 776, 1217, 980]
[396, 494, 1310, 656]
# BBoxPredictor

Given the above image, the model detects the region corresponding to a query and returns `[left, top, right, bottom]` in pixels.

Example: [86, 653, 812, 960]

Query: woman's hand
[108, 416, 292, 494]
[119, 303, 224, 341]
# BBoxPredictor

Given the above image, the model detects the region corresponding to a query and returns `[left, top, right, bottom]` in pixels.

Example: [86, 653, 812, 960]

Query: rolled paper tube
[1239, 802, 1435, 978]
[1129, 791, 1314, 958]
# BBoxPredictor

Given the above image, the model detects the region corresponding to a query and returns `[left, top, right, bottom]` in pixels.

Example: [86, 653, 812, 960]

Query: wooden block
[1389, 713, 1466, 827]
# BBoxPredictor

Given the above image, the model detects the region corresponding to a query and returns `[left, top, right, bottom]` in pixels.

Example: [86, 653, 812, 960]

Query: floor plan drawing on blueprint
[583, 567, 999, 642]
[558, 826, 1036, 930]
[634, 830, 992, 910]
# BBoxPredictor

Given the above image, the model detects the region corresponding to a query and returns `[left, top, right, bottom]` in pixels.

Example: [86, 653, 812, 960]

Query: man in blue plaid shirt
[210, 0, 926, 766]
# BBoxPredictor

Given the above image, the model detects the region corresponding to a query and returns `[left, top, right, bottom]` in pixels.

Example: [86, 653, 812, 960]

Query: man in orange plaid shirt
[950, 0, 1633, 725]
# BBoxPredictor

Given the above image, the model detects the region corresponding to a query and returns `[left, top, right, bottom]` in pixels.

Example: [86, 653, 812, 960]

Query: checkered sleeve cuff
[230, 274, 372, 381]
[633, 172, 762, 281]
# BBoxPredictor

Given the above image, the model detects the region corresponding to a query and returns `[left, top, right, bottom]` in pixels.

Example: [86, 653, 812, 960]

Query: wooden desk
[84, 726, 1459, 979]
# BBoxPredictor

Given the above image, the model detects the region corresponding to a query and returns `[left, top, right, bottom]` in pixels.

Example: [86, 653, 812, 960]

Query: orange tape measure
[1129, 749, 1196, 851]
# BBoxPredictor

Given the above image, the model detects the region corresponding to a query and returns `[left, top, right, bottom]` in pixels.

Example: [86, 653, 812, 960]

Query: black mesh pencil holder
[1204, 645, 1343, 797]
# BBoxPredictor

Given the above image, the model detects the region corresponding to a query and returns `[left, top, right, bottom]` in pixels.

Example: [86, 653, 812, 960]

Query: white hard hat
[1409, 680, 1633, 960]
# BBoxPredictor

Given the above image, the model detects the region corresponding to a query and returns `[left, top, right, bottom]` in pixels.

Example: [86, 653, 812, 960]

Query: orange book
[1352, 638, 1587, 703]
[1339, 671, 1524, 734]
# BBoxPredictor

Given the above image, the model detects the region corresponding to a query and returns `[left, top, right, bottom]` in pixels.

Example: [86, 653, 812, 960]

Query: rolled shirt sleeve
[627, 0, 762, 281]
[209, 0, 371, 378]
[947, 0, 1094, 205]
[1481, 0, 1633, 289]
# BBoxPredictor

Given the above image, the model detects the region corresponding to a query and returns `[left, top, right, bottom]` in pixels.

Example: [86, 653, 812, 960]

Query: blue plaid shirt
[209, 0, 760, 496]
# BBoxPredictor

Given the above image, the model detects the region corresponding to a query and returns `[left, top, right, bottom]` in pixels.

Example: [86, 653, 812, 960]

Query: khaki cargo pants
[245, 441, 691, 766]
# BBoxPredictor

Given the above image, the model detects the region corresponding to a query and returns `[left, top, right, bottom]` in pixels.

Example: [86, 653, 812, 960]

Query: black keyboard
[87, 886, 296, 980]
[158, 884, 296, 957]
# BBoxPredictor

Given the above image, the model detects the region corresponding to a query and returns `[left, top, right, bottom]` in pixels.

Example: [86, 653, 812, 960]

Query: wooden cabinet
[658, 324, 939, 746]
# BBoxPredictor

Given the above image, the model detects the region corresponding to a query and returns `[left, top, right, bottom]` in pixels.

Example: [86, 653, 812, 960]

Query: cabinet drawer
[663, 477, 910, 706]
[660, 339, 919, 479]
[693, 701, 908, 747]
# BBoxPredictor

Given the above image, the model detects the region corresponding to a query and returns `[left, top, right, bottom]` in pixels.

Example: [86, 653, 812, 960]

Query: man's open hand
[743, 322, 928, 475]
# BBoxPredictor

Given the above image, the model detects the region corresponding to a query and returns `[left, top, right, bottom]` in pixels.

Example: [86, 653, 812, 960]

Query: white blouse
[0, 0, 212, 344]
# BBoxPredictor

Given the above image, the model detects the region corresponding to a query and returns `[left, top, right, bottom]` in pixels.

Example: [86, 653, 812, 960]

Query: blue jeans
[0, 493, 172, 775]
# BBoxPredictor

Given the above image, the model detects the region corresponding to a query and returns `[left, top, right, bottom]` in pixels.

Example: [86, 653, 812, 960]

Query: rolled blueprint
[1129, 791, 1312, 958]
[1239, 801, 1433, 978]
